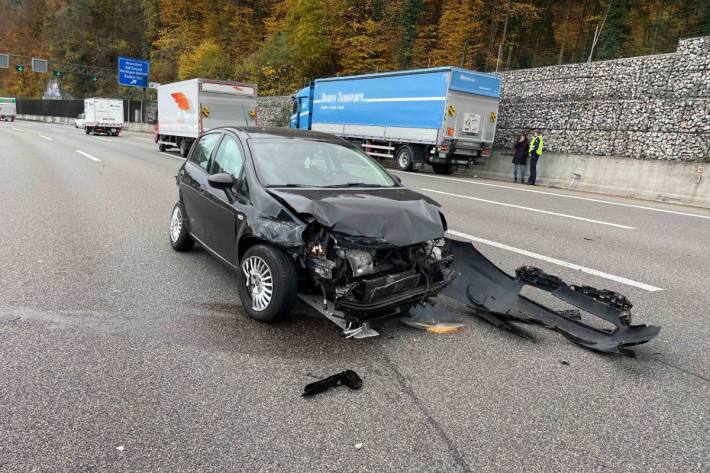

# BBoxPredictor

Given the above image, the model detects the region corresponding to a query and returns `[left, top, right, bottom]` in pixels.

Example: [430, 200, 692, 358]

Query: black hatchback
[169, 127, 453, 325]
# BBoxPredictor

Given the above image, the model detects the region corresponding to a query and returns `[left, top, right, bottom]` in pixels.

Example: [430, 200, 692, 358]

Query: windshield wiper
[265, 184, 318, 188]
[321, 183, 389, 188]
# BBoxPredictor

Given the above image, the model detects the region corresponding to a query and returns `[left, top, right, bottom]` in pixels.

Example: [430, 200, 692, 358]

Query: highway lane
[1, 120, 708, 472]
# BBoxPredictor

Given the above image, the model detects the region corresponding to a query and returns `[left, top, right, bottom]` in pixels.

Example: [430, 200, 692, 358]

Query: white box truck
[156, 79, 258, 156]
[0, 97, 17, 121]
[84, 98, 123, 136]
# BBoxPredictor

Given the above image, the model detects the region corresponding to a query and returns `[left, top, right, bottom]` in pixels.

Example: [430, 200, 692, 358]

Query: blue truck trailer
[290, 67, 501, 174]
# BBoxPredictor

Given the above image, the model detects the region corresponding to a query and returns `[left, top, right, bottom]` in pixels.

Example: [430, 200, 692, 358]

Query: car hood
[266, 187, 445, 247]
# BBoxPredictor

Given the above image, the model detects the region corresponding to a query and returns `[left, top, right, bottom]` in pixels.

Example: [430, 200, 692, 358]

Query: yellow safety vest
[529, 136, 544, 156]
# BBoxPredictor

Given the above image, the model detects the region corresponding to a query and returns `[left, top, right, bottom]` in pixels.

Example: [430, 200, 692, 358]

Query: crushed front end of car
[300, 225, 456, 323]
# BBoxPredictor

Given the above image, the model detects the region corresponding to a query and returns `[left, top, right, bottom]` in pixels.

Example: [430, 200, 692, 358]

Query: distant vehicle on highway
[84, 98, 123, 136]
[168, 127, 453, 328]
[156, 79, 258, 158]
[0, 97, 17, 121]
[290, 67, 501, 175]
[74, 113, 85, 129]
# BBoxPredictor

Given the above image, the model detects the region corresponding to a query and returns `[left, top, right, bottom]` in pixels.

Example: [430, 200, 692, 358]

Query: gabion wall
[496, 36, 710, 161]
[258, 36, 709, 161]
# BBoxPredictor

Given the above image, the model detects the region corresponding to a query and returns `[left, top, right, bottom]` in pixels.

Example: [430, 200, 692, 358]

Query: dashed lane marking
[76, 150, 101, 162]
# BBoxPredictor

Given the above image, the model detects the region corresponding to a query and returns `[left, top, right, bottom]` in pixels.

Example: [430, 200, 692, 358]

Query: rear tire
[158, 143, 167, 152]
[238, 244, 297, 323]
[85, 127, 90, 134]
[179, 139, 190, 158]
[169, 202, 195, 251]
[395, 145, 415, 171]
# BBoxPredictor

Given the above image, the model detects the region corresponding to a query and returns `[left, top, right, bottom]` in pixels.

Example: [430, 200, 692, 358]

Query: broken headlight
[341, 249, 376, 277]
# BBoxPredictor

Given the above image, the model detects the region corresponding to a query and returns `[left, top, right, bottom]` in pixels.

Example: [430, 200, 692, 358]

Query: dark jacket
[512, 139, 529, 164]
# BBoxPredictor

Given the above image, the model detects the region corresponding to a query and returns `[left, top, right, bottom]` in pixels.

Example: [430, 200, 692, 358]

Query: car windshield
[248, 138, 396, 188]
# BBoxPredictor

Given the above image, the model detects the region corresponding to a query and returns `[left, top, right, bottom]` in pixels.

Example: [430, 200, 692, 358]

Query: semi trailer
[290, 67, 501, 174]
[156, 79, 258, 157]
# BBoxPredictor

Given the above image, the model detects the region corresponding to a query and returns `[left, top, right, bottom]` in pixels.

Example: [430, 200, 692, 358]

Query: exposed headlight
[344, 249, 375, 277]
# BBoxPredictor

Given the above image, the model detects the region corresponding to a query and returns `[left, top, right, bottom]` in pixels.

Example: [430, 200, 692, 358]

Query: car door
[179, 132, 222, 242]
[201, 133, 248, 265]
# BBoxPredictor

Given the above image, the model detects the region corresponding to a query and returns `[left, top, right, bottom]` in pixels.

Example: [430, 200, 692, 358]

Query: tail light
[481, 147, 490, 157]
[440, 145, 449, 152]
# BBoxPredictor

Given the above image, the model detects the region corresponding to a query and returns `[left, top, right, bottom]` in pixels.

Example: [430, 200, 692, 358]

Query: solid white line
[159, 151, 186, 161]
[423, 188, 634, 229]
[393, 170, 710, 220]
[76, 150, 101, 162]
[448, 230, 663, 292]
[39, 135, 53, 141]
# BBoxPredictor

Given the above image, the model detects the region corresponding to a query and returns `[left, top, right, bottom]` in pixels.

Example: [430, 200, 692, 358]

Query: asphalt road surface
[1, 120, 708, 472]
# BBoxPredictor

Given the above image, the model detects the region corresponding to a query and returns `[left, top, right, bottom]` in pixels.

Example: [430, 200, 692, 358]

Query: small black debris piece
[302, 370, 363, 397]
[560, 360, 570, 366]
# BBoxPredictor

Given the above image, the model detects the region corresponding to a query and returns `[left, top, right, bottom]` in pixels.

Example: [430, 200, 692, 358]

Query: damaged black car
[170, 127, 660, 352]
[170, 127, 454, 332]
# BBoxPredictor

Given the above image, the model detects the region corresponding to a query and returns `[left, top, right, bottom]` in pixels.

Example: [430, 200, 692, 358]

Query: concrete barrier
[478, 150, 710, 208]
[17, 115, 153, 133]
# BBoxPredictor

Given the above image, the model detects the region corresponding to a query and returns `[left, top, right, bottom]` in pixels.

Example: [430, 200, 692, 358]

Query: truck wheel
[179, 139, 190, 158]
[158, 143, 167, 152]
[433, 164, 454, 175]
[395, 145, 415, 171]
[238, 244, 297, 323]
[85, 127, 90, 135]
[169, 202, 195, 251]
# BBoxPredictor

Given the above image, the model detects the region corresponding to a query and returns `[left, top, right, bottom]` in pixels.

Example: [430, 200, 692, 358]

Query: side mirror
[208, 173, 234, 189]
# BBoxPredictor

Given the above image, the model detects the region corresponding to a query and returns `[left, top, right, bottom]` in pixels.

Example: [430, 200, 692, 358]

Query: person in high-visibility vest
[527, 129, 544, 185]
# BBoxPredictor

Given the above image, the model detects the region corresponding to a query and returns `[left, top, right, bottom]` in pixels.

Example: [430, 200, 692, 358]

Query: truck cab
[290, 85, 314, 130]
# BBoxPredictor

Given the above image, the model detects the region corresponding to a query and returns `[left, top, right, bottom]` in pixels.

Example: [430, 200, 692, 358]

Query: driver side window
[189, 133, 221, 171]
[210, 135, 244, 177]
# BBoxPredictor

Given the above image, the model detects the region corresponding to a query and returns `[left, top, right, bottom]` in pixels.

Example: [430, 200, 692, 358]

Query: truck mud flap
[441, 238, 661, 354]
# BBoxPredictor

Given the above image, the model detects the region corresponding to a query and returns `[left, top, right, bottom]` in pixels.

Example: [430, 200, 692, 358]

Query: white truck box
[0, 97, 17, 121]
[84, 98, 123, 135]
[157, 78, 258, 156]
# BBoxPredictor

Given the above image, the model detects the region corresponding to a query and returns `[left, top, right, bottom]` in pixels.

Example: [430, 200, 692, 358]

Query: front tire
[238, 244, 297, 323]
[169, 202, 195, 251]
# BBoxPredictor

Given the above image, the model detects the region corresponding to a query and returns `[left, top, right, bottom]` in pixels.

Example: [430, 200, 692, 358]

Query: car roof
[215, 126, 349, 144]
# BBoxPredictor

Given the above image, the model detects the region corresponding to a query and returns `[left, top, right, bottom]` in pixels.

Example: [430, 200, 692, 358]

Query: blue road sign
[118, 56, 149, 88]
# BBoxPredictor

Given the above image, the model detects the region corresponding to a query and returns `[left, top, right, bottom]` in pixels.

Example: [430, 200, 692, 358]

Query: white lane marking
[393, 170, 710, 220]
[159, 151, 186, 161]
[76, 150, 101, 162]
[11, 127, 23, 132]
[423, 188, 634, 229]
[39, 135, 53, 141]
[51, 128, 66, 133]
[93, 137, 112, 142]
[448, 230, 663, 292]
[132, 136, 153, 142]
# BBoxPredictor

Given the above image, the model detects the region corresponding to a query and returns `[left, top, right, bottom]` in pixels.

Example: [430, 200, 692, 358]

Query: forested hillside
[2, 0, 709, 98]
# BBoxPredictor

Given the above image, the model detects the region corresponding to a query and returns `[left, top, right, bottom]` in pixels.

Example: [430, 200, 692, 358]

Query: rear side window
[210, 135, 244, 177]
[189, 133, 221, 171]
